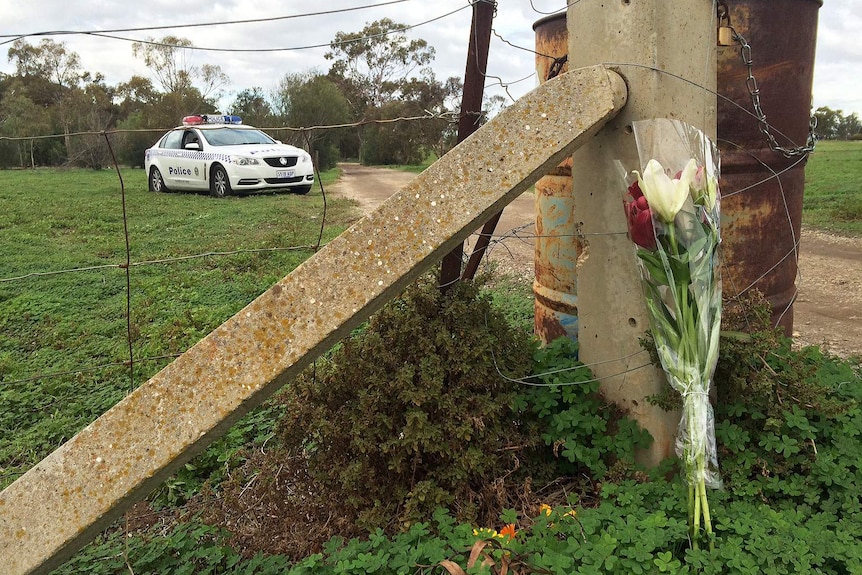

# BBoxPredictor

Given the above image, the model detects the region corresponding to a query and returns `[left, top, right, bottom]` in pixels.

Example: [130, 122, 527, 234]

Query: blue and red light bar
[182, 114, 242, 126]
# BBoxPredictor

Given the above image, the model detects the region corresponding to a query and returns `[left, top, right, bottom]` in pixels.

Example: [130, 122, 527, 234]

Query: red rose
[625, 180, 657, 250]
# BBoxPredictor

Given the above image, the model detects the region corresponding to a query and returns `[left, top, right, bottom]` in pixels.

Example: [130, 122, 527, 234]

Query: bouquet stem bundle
[622, 119, 723, 549]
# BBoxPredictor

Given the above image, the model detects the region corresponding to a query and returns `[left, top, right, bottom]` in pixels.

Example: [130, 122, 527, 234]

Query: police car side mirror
[184, 142, 201, 151]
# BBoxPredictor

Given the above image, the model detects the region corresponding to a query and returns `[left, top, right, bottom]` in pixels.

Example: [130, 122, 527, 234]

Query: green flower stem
[669, 221, 716, 550]
[685, 395, 715, 551]
[686, 477, 697, 532]
[699, 470, 714, 550]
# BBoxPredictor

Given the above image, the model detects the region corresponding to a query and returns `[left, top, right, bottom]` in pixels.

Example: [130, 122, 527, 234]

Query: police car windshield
[202, 128, 275, 147]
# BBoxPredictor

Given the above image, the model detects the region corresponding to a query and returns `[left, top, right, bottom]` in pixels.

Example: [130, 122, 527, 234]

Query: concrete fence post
[567, 1, 718, 465]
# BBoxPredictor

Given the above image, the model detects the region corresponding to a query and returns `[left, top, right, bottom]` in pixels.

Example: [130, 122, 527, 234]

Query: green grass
[0, 166, 352, 489]
[380, 152, 439, 174]
[804, 140, 862, 235]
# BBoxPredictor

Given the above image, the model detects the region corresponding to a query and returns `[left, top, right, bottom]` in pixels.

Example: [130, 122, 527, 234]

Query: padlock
[718, 26, 734, 46]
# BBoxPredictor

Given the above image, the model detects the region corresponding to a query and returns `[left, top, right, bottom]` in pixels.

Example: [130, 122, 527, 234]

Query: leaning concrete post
[567, 3, 717, 465]
[0, 66, 626, 575]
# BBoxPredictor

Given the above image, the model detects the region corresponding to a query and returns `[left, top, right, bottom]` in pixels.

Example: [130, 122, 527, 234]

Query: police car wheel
[293, 185, 312, 195]
[210, 165, 232, 198]
[149, 167, 169, 192]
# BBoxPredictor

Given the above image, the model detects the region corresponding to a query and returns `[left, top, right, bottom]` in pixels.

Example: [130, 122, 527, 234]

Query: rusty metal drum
[533, 2, 821, 339]
[532, 13, 577, 344]
[717, 0, 821, 334]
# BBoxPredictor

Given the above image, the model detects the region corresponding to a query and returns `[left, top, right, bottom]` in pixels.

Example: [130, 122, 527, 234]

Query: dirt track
[328, 163, 862, 359]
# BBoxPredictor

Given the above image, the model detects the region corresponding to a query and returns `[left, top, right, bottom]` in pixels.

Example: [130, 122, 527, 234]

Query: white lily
[635, 158, 698, 223]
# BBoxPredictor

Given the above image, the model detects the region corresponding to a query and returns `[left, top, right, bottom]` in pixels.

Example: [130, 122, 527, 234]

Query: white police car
[144, 115, 315, 197]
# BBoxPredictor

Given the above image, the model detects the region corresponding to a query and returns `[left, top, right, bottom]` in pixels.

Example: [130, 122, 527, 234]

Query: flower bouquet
[622, 119, 723, 548]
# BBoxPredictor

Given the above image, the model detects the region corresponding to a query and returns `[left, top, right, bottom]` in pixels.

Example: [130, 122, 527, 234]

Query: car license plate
[276, 170, 294, 178]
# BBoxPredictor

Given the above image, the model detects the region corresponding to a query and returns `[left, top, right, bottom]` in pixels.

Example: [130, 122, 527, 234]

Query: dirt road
[328, 163, 862, 359]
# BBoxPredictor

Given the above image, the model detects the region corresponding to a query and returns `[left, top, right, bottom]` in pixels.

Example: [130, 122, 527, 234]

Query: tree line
[0, 19, 504, 170]
[813, 106, 861, 141]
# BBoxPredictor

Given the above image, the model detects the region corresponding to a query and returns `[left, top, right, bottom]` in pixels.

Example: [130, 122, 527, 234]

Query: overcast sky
[1, 0, 859, 129]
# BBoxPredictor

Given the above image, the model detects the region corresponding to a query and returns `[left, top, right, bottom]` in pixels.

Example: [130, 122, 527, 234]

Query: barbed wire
[0, 111, 461, 144]
[0, 205, 657, 389]
[0, 67, 816, 292]
[0, 246, 320, 284]
[601, 61, 812, 155]
[715, 136, 804, 329]
[0, 355, 181, 388]
[485, 306, 654, 387]
[527, 0, 566, 16]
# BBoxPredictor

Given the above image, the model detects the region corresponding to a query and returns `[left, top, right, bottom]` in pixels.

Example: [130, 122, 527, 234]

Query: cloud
[811, 0, 862, 113]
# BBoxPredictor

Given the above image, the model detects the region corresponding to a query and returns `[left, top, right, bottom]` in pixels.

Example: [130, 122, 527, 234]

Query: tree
[813, 106, 862, 140]
[814, 106, 841, 140]
[7, 39, 85, 158]
[325, 18, 436, 110]
[115, 75, 162, 137]
[229, 87, 273, 127]
[838, 112, 861, 140]
[67, 76, 118, 169]
[361, 100, 425, 165]
[132, 36, 229, 107]
[7, 39, 82, 88]
[325, 20, 439, 163]
[271, 73, 351, 170]
[361, 74, 462, 163]
[271, 71, 314, 121]
[0, 79, 49, 167]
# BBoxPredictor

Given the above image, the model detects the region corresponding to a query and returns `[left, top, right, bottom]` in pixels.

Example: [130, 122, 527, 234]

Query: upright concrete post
[567, 2, 717, 464]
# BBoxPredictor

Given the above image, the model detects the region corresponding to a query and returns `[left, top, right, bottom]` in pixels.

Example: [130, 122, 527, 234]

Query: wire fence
[0, 0, 824, 491]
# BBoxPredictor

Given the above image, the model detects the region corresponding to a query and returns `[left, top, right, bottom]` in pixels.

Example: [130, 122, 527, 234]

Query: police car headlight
[300, 153, 311, 164]
[234, 157, 260, 166]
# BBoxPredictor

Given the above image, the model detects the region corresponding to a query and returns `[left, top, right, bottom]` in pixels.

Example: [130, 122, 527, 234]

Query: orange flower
[499, 523, 517, 540]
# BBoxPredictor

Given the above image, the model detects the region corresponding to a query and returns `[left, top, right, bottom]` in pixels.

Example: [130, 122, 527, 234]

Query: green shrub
[276, 273, 539, 531]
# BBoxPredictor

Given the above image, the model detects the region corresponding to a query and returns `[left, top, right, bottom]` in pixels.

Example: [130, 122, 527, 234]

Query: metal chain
[730, 27, 817, 158]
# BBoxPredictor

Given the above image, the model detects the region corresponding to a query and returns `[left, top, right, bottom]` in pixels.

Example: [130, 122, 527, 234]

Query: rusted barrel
[717, 0, 821, 334]
[533, 2, 820, 338]
[532, 13, 577, 344]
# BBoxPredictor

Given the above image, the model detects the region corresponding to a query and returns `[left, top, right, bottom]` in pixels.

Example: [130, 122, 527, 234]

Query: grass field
[0, 166, 352, 490]
[803, 140, 862, 235]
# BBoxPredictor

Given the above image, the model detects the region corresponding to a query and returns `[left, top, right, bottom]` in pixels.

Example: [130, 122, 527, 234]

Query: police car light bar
[182, 115, 242, 126]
